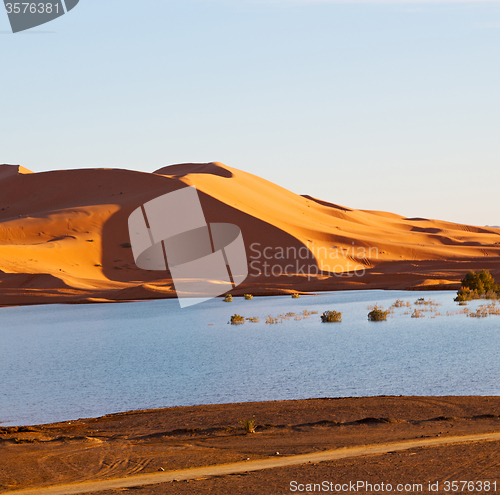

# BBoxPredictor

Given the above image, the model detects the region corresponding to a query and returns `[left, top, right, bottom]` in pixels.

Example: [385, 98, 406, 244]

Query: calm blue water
[1, 290, 499, 426]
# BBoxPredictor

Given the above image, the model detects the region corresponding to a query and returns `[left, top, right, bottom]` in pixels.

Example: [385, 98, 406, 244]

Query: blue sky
[1, 0, 499, 226]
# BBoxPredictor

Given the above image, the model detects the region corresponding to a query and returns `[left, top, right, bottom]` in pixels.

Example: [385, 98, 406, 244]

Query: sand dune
[0, 162, 499, 305]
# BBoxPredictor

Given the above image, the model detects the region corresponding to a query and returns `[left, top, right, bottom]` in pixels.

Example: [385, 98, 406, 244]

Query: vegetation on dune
[320, 310, 342, 323]
[455, 270, 500, 302]
[223, 294, 233, 302]
[291, 293, 300, 298]
[244, 294, 253, 300]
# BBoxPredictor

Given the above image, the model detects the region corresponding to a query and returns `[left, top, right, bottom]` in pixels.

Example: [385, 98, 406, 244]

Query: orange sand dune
[0, 162, 499, 305]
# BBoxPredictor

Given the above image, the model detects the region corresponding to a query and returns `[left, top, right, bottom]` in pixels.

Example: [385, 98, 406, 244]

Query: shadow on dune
[100, 176, 319, 296]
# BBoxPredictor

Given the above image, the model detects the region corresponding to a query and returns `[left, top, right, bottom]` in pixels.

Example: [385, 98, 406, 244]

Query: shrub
[468, 307, 489, 318]
[240, 419, 256, 434]
[411, 309, 424, 318]
[455, 270, 499, 301]
[485, 290, 499, 300]
[223, 294, 233, 302]
[468, 303, 500, 318]
[265, 315, 280, 324]
[302, 309, 317, 317]
[244, 294, 253, 300]
[391, 299, 411, 310]
[393, 299, 404, 308]
[230, 314, 245, 325]
[454, 287, 476, 302]
[415, 298, 438, 306]
[291, 293, 300, 298]
[246, 316, 259, 323]
[368, 305, 389, 321]
[461, 270, 499, 295]
[120, 242, 132, 248]
[321, 310, 342, 323]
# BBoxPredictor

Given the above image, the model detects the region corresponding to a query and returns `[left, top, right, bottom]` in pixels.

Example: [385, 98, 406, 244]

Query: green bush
[461, 270, 499, 294]
[454, 270, 499, 301]
[368, 305, 389, 322]
[244, 294, 253, 300]
[320, 310, 342, 323]
[454, 287, 476, 302]
[291, 293, 300, 298]
[223, 294, 233, 302]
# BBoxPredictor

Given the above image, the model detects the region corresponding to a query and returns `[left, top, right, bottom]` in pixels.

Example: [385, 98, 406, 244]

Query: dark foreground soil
[1, 396, 500, 494]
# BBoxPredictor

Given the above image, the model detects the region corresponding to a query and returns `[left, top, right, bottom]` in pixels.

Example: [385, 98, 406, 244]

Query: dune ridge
[0, 162, 499, 305]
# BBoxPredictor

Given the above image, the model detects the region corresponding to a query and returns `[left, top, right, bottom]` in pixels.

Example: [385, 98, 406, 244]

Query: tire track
[4, 431, 500, 495]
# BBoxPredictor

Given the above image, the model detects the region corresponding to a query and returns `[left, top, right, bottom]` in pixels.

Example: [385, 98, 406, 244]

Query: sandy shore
[1, 396, 499, 494]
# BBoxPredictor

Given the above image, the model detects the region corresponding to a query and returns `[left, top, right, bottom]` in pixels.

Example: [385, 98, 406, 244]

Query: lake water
[1, 290, 499, 426]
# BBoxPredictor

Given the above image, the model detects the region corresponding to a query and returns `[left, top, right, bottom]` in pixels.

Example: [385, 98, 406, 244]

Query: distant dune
[0, 162, 499, 305]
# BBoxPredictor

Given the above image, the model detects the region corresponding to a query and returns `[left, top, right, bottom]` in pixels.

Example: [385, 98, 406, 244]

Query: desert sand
[0, 162, 499, 305]
[1, 397, 499, 494]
